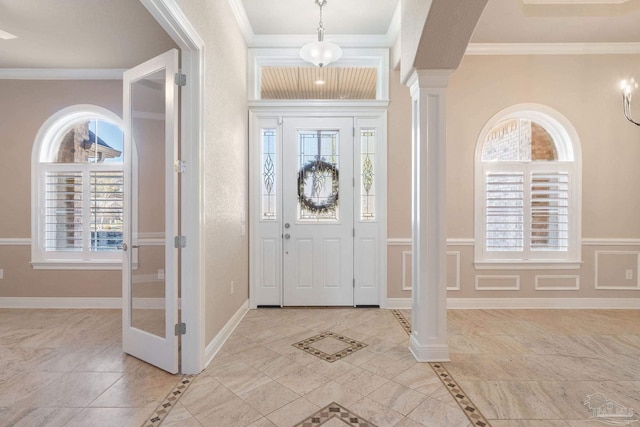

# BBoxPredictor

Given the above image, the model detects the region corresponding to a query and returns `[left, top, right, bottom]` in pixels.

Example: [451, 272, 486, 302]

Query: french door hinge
[174, 236, 187, 248]
[175, 73, 187, 86]
[175, 322, 186, 335]
[174, 160, 186, 173]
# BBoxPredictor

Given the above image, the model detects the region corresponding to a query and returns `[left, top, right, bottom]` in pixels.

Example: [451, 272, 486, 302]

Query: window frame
[474, 104, 582, 270]
[31, 105, 131, 270]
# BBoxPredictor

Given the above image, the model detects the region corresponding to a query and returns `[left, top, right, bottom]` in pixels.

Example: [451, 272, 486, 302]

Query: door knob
[122, 243, 128, 251]
[284, 223, 290, 229]
[284, 233, 291, 240]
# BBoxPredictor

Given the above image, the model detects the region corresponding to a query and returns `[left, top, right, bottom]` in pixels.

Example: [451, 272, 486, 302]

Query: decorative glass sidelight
[297, 130, 340, 221]
[261, 129, 277, 220]
[360, 129, 376, 220]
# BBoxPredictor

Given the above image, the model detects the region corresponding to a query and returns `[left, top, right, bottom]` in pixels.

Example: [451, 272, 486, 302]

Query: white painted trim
[387, 238, 475, 246]
[142, 0, 206, 375]
[466, 42, 640, 56]
[594, 250, 640, 290]
[409, 336, 450, 362]
[226, 0, 255, 45]
[447, 251, 461, 291]
[31, 260, 122, 270]
[0, 69, 125, 80]
[475, 275, 521, 291]
[401, 251, 412, 291]
[386, 0, 401, 48]
[204, 300, 249, 368]
[388, 297, 640, 310]
[447, 238, 475, 246]
[535, 275, 580, 291]
[474, 261, 583, 270]
[0, 238, 31, 246]
[447, 298, 640, 309]
[583, 238, 640, 246]
[0, 297, 122, 309]
[387, 238, 411, 246]
[386, 297, 412, 309]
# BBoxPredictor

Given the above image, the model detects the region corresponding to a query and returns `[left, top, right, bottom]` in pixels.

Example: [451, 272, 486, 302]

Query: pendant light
[300, 0, 342, 68]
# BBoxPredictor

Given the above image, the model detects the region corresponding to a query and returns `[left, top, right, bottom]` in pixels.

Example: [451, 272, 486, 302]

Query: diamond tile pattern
[293, 331, 368, 363]
[294, 401, 377, 427]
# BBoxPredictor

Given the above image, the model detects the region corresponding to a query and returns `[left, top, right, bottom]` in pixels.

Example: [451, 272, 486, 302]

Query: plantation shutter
[44, 171, 83, 251]
[89, 171, 124, 251]
[530, 171, 569, 252]
[485, 172, 524, 252]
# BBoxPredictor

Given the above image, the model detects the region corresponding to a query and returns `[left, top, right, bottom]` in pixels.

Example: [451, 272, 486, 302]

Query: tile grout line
[390, 309, 492, 427]
[141, 374, 195, 427]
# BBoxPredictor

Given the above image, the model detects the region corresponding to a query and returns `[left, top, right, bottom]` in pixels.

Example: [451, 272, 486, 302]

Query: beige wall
[387, 54, 640, 299]
[0, 80, 123, 297]
[175, 0, 250, 344]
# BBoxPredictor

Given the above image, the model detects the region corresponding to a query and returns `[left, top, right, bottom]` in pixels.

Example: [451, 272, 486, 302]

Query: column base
[409, 335, 450, 362]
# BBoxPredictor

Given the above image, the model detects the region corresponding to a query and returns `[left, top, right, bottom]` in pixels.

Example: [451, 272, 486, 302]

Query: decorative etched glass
[297, 130, 339, 221]
[360, 129, 376, 220]
[261, 129, 277, 220]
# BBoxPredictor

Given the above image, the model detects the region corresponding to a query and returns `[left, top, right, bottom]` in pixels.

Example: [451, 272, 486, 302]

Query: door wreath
[297, 160, 339, 214]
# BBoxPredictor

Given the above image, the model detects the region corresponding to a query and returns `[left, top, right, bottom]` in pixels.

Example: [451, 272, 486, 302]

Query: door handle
[284, 233, 291, 240]
[121, 243, 128, 252]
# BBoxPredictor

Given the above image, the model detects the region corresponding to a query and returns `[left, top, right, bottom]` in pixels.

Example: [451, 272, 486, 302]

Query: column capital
[406, 69, 453, 93]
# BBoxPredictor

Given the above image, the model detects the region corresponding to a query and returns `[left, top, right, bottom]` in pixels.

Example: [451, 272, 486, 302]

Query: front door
[282, 117, 354, 306]
[122, 49, 180, 373]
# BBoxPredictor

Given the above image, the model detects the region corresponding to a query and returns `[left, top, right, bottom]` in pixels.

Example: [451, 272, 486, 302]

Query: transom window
[32, 105, 126, 269]
[474, 105, 581, 267]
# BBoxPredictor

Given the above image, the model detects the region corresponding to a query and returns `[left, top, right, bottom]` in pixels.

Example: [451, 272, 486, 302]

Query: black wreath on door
[297, 160, 339, 214]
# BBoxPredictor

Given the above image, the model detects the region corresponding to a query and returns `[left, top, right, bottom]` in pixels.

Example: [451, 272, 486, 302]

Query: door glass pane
[360, 129, 376, 221]
[297, 130, 340, 222]
[262, 128, 277, 220]
[130, 69, 166, 338]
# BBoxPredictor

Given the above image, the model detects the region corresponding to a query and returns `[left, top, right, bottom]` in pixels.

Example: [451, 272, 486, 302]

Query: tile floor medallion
[294, 401, 377, 427]
[391, 309, 491, 427]
[292, 331, 368, 363]
[141, 375, 194, 427]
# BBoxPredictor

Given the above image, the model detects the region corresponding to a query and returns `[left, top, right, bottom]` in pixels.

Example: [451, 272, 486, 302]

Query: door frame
[142, 0, 205, 374]
[249, 103, 388, 308]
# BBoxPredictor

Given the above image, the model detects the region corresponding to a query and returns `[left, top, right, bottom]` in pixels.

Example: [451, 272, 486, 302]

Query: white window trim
[31, 104, 135, 270]
[474, 103, 582, 269]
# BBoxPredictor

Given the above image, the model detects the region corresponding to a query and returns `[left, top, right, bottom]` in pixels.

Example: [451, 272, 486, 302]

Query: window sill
[474, 260, 583, 270]
[31, 260, 123, 271]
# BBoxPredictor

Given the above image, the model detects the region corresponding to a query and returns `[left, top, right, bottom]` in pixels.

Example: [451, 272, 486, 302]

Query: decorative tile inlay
[141, 375, 194, 427]
[390, 310, 491, 427]
[294, 401, 378, 427]
[293, 331, 367, 363]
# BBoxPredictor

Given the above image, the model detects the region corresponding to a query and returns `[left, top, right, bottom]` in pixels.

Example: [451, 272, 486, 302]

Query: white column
[408, 69, 451, 362]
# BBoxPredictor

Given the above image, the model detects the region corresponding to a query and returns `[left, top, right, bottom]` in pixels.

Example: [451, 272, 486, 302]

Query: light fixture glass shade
[300, 40, 342, 68]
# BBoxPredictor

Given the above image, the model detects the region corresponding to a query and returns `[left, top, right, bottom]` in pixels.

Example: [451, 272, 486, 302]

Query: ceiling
[1, 0, 640, 69]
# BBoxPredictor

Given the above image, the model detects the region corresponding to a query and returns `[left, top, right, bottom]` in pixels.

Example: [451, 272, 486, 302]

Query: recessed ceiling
[241, 0, 399, 35]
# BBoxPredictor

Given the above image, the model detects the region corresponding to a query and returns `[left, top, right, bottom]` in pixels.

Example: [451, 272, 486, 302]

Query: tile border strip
[294, 401, 378, 427]
[141, 375, 194, 427]
[390, 309, 491, 427]
[292, 331, 368, 363]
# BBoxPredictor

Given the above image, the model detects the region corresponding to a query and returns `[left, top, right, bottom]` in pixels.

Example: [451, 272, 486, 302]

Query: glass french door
[122, 49, 179, 373]
[282, 117, 354, 306]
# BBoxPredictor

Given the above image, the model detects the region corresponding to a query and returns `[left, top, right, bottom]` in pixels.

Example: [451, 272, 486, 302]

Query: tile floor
[1, 307, 639, 426]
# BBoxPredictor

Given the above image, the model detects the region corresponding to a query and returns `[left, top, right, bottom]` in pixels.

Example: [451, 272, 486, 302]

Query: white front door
[122, 49, 180, 373]
[282, 117, 354, 306]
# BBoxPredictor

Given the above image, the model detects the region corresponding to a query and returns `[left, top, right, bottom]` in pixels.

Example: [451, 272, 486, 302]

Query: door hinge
[174, 236, 187, 248]
[175, 322, 186, 335]
[175, 73, 187, 86]
[174, 160, 186, 173]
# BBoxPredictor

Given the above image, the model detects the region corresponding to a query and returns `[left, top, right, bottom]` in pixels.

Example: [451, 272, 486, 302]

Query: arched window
[474, 104, 581, 267]
[32, 105, 125, 269]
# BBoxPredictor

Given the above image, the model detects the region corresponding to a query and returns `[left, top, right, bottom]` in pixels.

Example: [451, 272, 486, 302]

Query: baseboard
[387, 297, 640, 310]
[386, 298, 412, 309]
[0, 297, 121, 309]
[204, 299, 249, 368]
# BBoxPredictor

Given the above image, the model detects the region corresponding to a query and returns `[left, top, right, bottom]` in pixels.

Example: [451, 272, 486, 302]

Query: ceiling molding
[0, 68, 125, 80]
[466, 42, 640, 55]
[385, 0, 401, 47]
[227, 0, 255, 45]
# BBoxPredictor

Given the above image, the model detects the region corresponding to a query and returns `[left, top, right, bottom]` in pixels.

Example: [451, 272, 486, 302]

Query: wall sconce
[620, 78, 640, 126]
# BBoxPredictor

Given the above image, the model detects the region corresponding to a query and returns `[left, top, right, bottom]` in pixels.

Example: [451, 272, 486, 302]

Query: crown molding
[386, 0, 401, 47]
[466, 42, 640, 55]
[250, 34, 393, 48]
[227, 0, 255, 45]
[0, 69, 125, 80]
